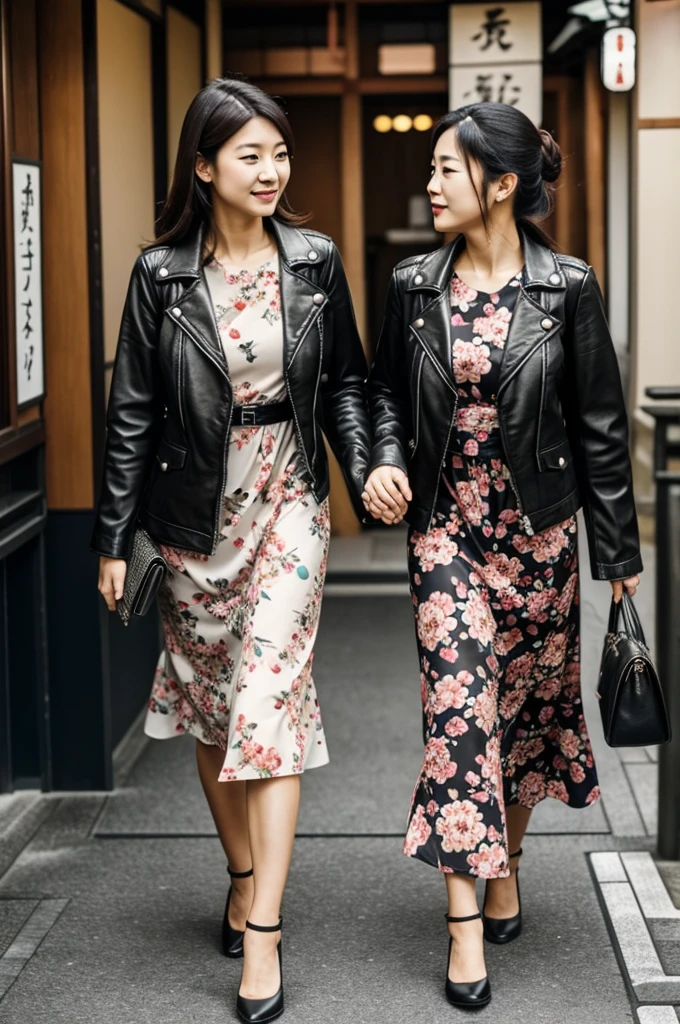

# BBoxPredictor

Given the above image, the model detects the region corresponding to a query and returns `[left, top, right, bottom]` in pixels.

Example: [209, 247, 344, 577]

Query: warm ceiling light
[373, 115, 392, 133]
[392, 114, 413, 133]
[413, 114, 433, 132]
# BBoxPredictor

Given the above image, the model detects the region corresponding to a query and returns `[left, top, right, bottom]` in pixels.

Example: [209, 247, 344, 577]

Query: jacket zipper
[311, 313, 324, 469]
[428, 398, 458, 527]
[411, 351, 424, 457]
[176, 336, 187, 434]
[203, 309, 233, 555]
[287, 306, 324, 369]
[498, 403, 533, 536]
[283, 357, 318, 499]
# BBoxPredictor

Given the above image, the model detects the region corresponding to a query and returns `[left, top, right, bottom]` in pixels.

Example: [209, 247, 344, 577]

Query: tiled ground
[0, 526, 675, 1023]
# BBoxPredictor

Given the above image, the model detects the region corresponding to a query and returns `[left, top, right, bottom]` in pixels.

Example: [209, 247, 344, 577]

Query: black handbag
[117, 527, 167, 626]
[596, 592, 671, 747]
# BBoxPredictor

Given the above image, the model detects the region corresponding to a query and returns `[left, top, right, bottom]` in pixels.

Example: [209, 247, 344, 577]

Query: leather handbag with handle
[597, 591, 671, 747]
[117, 527, 167, 626]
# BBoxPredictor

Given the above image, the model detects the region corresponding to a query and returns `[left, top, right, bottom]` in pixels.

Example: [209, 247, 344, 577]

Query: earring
[496, 194, 503, 203]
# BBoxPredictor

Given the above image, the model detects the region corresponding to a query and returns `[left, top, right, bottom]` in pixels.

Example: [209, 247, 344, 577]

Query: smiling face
[427, 125, 517, 235]
[195, 115, 291, 220]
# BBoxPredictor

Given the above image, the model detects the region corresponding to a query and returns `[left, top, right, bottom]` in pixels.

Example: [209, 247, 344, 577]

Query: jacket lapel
[406, 232, 568, 396]
[406, 239, 460, 389]
[497, 232, 566, 394]
[158, 226, 229, 379]
[158, 219, 330, 379]
[268, 218, 329, 369]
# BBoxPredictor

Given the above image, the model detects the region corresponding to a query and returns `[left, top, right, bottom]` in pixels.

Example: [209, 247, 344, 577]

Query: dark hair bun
[538, 128, 562, 183]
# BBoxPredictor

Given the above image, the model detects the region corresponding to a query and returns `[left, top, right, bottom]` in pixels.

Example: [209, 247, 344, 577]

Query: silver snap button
[414, 317, 425, 329]
[320, 373, 329, 383]
[414, 274, 423, 285]
[159, 267, 169, 278]
[408, 438, 416, 450]
[558, 456, 565, 467]
[160, 461, 168, 472]
[308, 250, 318, 261]
[172, 307, 182, 317]
[313, 293, 324, 305]
[549, 273, 560, 285]
[541, 317, 553, 330]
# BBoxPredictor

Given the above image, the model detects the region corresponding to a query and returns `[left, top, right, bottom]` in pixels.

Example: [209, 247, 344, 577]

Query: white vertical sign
[13, 161, 44, 407]
[449, 3, 543, 125]
[601, 27, 636, 92]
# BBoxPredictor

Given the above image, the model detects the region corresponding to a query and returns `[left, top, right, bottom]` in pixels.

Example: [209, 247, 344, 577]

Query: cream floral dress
[144, 254, 331, 781]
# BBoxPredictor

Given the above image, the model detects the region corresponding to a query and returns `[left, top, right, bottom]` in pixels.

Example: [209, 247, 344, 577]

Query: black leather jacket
[368, 231, 642, 582]
[91, 218, 370, 559]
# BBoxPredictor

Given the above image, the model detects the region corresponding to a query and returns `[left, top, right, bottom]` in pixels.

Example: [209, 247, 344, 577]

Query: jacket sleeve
[90, 254, 164, 559]
[367, 269, 409, 475]
[564, 267, 642, 581]
[319, 242, 371, 518]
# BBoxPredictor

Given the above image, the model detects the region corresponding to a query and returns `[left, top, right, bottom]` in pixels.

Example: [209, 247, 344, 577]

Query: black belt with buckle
[231, 399, 294, 427]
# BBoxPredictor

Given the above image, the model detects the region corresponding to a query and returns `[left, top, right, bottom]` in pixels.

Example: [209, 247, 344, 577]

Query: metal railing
[643, 386, 680, 860]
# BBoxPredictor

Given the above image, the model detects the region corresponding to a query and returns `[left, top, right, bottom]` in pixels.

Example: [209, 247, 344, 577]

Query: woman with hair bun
[363, 103, 641, 1010]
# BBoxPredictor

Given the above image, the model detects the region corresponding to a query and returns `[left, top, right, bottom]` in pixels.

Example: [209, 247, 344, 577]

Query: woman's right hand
[362, 466, 412, 525]
[98, 557, 127, 611]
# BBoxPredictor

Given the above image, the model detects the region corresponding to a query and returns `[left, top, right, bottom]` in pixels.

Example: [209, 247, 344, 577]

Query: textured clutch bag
[596, 592, 670, 747]
[117, 527, 167, 626]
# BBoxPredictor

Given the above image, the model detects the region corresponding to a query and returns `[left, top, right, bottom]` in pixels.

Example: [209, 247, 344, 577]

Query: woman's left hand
[611, 575, 640, 602]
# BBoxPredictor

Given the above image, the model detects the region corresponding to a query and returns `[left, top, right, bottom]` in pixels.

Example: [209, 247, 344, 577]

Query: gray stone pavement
[0, 525, 677, 1023]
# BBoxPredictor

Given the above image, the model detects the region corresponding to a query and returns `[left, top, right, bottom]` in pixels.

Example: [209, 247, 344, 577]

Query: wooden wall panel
[584, 48, 606, 291]
[39, 0, 94, 508]
[166, 6, 202, 183]
[282, 96, 342, 242]
[8, 0, 39, 159]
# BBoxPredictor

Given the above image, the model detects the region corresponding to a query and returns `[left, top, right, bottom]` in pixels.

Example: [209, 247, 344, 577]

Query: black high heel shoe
[445, 912, 491, 1010]
[222, 866, 254, 958]
[482, 847, 522, 945]
[236, 918, 283, 1024]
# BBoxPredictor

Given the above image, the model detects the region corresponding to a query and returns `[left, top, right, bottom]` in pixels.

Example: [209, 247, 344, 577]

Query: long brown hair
[151, 76, 308, 255]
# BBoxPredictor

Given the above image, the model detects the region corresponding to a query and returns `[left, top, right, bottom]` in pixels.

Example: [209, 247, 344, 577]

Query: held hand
[362, 466, 412, 526]
[98, 557, 127, 612]
[611, 575, 640, 603]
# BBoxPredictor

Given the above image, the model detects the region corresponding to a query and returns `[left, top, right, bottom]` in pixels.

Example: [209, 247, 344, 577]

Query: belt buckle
[241, 406, 257, 426]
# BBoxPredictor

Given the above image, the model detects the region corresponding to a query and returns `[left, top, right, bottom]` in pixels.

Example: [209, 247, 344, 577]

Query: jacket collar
[154, 217, 327, 283]
[405, 229, 566, 294]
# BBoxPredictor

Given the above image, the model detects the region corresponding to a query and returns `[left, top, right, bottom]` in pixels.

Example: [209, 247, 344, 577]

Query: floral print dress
[144, 255, 331, 781]
[404, 270, 599, 878]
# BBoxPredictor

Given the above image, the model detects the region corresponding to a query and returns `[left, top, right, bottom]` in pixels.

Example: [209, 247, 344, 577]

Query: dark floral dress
[404, 270, 599, 878]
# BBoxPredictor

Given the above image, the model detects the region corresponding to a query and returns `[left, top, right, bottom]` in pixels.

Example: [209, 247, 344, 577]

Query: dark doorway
[362, 94, 447, 355]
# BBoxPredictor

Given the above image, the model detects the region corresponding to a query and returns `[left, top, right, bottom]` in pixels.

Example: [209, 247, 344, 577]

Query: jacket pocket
[537, 438, 572, 473]
[156, 437, 187, 472]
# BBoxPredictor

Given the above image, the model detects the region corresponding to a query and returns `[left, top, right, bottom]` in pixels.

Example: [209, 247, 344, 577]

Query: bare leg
[239, 774, 301, 1000]
[195, 740, 254, 928]
[483, 804, 532, 918]
[445, 873, 487, 983]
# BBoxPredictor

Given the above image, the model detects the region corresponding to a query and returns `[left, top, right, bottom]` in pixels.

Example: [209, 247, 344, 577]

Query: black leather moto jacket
[91, 218, 370, 559]
[368, 231, 642, 582]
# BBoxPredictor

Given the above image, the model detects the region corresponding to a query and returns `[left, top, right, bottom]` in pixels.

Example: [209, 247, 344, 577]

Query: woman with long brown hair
[92, 77, 370, 1022]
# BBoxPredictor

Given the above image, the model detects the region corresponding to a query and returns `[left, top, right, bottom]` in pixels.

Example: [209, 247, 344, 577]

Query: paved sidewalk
[0, 527, 676, 1023]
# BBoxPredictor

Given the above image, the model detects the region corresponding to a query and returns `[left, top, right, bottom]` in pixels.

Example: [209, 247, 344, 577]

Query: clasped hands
[362, 466, 412, 525]
[361, 467, 642, 605]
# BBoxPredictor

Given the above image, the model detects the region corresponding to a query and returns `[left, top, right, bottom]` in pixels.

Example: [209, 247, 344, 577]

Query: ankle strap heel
[443, 910, 490, 1009]
[237, 918, 284, 1023]
[245, 917, 283, 933]
[228, 866, 254, 879]
[223, 867, 254, 960]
